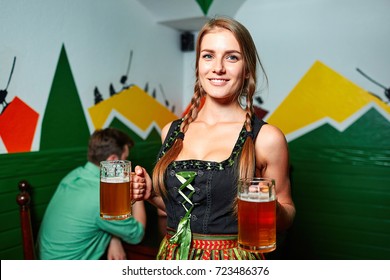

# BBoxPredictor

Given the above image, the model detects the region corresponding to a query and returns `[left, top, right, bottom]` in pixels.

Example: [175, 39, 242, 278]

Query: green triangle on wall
[40, 44, 90, 150]
[195, 0, 213, 15]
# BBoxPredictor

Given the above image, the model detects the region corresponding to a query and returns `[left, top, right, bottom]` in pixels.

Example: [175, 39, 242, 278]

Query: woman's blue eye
[203, 54, 212, 59]
[227, 55, 238, 61]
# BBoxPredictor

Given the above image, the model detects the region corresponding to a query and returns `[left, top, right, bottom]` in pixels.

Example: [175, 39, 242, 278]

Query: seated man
[37, 128, 146, 260]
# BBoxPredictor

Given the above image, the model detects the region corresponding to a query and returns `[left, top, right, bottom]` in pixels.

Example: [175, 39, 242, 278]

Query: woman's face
[198, 28, 245, 103]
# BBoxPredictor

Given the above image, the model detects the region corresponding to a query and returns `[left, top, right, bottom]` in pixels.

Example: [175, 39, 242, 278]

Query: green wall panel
[285, 108, 390, 259]
[0, 147, 87, 259]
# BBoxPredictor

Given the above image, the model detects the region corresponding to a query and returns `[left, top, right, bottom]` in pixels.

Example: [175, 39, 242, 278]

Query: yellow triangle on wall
[267, 60, 390, 135]
[88, 86, 177, 131]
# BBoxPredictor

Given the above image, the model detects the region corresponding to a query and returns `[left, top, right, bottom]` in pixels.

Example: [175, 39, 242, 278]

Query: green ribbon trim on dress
[169, 171, 197, 260]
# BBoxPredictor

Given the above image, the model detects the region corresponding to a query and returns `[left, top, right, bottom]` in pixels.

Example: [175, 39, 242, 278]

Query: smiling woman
[135, 16, 296, 260]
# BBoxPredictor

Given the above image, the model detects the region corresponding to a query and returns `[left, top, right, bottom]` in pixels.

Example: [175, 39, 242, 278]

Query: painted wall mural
[0, 96, 39, 153]
[0, 57, 39, 153]
[89, 86, 177, 139]
[267, 60, 390, 142]
[0, 57, 16, 114]
[196, 0, 214, 15]
[266, 61, 390, 259]
[0, 45, 177, 154]
[40, 46, 91, 151]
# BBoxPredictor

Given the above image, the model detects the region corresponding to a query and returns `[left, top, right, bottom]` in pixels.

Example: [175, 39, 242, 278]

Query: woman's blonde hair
[153, 16, 267, 196]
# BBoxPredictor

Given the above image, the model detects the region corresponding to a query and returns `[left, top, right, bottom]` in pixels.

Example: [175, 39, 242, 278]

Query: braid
[182, 84, 202, 133]
[244, 102, 253, 132]
[238, 86, 256, 181]
[152, 83, 203, 197]
[153, 137, 183, 197]
[234, 98, 256, 214]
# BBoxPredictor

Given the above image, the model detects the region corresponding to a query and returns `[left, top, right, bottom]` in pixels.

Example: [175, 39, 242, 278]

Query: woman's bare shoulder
[255, 123, 288, 152]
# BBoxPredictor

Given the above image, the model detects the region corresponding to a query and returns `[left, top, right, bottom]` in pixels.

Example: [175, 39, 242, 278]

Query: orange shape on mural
[0, 96, 39, 153]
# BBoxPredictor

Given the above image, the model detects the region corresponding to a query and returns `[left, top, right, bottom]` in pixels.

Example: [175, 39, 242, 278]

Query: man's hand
[107, 236, 126, 260]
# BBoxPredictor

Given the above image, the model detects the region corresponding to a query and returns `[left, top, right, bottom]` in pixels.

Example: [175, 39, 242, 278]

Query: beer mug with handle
[100, 160, 132, 220]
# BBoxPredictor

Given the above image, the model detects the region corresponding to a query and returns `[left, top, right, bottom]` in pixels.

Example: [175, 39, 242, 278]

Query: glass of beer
[100, 160, 132, 220]
[237, 177, 276, 253]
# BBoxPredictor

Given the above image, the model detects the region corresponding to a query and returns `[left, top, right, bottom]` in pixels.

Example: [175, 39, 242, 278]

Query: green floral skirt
[156, 230, 265, 260]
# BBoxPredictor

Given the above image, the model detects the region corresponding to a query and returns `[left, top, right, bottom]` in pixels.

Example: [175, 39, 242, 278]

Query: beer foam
[101, 177, 130, 183]
[238, 193, 274, 202]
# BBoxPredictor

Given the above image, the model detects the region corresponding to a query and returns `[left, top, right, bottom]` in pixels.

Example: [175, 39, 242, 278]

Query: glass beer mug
[100, 160, 132, 220]
[237, 177, 276, 253]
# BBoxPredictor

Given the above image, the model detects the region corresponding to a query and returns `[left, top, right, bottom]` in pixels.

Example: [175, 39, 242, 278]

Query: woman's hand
[132, 165, 153, 201]
[132, 165, 166, 212]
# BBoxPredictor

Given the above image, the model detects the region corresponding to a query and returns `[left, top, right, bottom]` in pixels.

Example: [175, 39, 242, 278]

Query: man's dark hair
[87, 128, 134, 165]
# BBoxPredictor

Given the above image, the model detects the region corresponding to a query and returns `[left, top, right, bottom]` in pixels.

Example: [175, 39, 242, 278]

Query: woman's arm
[255, 124, 296, 231]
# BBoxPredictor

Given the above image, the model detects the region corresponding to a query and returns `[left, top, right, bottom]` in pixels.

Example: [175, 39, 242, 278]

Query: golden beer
[100, 160, 132, 220]
[237, 178, 276, 253]
[100, 178, 131, 220]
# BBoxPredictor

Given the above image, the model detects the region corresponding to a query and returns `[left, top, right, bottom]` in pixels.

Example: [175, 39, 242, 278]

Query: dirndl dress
[156, 116, 267, 260]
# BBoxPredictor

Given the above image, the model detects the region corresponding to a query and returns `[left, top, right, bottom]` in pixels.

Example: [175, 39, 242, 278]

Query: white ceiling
[136, 0, 247, 31]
